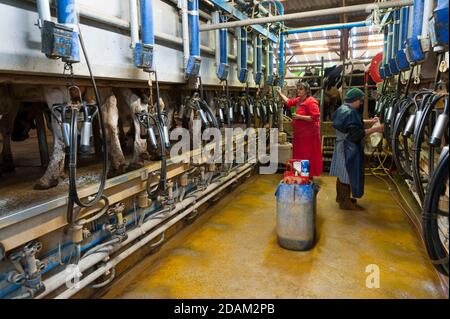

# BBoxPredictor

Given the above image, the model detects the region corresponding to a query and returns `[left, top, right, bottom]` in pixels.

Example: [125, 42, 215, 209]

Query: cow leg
[129, 97, 150, 170]
[34, 87, 68, 190]
[101, 90, 128, 178]
[0, 108, 17, 173]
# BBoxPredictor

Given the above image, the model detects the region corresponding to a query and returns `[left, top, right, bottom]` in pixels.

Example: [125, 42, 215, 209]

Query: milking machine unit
[132, 0, 171, 204]
[375, 0, 449, 276]
[40, 0, 110, 224]
[3, 0, 111, 298]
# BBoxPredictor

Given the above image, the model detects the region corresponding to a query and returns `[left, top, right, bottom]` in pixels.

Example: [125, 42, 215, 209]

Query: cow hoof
[34, 178, 59, 190]
[108, 164, 128, 178]
[128, 161, 144, 171]
[140, 152, 151, 161]
[1, 164, 15, 173]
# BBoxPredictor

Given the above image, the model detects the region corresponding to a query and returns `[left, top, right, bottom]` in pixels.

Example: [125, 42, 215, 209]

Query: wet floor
[100, 174, 447, 299]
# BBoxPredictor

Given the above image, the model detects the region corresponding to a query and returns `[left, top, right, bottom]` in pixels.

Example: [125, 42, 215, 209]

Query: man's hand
[375, 123, 384, 132]
[370, 116, 380, 125]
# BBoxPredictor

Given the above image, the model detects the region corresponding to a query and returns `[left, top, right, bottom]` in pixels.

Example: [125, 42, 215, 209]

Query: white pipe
[199, 0, 415, 32]
[36, 0, 51, 27]
[212, 11, 220, 68]
[407, 4, 414, 39]
[28, 0, 251, 64]
[421, 0, 434, 39]
[179, 0, 190, 69]
[129, 0, 139, 48]
[253, 33, 258, 81]
[36, 164, 253, 299]
[55, 165, 254, 299]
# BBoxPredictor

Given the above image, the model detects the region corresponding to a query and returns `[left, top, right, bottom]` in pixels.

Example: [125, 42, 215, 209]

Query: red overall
[285, 96, 323, 177]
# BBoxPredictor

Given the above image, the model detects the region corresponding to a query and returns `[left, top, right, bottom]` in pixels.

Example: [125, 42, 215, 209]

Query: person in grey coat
[330, 88, 384, 210]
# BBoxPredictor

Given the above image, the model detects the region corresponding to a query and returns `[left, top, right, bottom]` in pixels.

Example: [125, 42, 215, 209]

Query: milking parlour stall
[0, 0, 448, 315]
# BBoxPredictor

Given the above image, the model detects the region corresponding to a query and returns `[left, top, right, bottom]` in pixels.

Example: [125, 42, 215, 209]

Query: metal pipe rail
[36, 163, 254, 299]
[199, 0, 414, 31]
[0, 131, 259, 252]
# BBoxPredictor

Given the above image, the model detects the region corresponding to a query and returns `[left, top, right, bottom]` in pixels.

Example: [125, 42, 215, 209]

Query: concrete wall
[0, 0, 259, 87]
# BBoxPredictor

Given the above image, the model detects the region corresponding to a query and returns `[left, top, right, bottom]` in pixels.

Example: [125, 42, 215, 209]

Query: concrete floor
[101, 174, 447, 299]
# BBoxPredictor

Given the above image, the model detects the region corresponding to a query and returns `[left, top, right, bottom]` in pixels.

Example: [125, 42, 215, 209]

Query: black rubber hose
[391, 98, 414, 179]
[65, 25, 109, 224]
[422, 146, 449, 276]
[148, 113, 167, 200]
[225, 80, 232, 128]
[411, 93, 447, 202]
[199, 99, 219, 129]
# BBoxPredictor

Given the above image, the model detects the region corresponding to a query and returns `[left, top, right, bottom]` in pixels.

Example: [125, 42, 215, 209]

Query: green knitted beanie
[344, 88, 365, 102]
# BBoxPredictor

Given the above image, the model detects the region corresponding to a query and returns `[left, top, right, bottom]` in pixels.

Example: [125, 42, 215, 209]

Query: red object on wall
[369, 52, 383, 83]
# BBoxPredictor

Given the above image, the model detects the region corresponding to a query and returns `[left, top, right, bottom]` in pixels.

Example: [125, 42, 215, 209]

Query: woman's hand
[276, 86, 282, 95]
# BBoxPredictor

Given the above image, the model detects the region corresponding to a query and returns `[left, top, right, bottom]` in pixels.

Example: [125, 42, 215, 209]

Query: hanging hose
[411, 93, 447, 202]
[148, 112, 167, 200]
[391, 98, 415, 179]
[422, 146, 449, 276]
[63, 24, 109, 225]
[198, 77, 219, 129]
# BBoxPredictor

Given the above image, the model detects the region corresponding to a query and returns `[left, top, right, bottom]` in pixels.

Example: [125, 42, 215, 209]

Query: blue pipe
[141, 0, 155, 46]
[261, 1, 284, 85]
[216, 13, 228, 81]
[186, 0, 201, 77]
[56, 0, 80, 63]
[272, 1, 284, 86]
[238, 28, 248, 83]
[255, 36, 263, 85]
[134, 0, 155, 71]
[384, 21, 393, 77]
[400, 7, 410, 50]
[407, 0, 425, 63]
[283, 21, 369, 35]
[219, 15, 227, 65]
[396, 6, 411, 71]
[188, 0, 200, 57]
[267, 41, 274, 85]
[389, 10, 400, 75]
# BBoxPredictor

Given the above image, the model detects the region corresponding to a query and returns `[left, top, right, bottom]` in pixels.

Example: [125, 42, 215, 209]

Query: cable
[368, 149, 449, 287]
[64, 24, 110, 224]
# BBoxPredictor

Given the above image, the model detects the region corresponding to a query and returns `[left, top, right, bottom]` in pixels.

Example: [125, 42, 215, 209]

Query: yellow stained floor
[101, 174, 447, 299]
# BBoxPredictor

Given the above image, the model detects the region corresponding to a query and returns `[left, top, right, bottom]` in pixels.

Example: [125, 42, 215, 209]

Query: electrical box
[134, 43, 154, 71]
[255, 72, 263, 85]
[216, 63, 229, 81]
[389, 58, 400, 75]
[383, 63, 393, 78]
[379, 66, 386, 80]
[186, 56, 201, 77]
[238, 68, 248, 83]
[406, 38, 425, 63]
[429, 5, 449, 50]
[395, 50, 410, 71]
[41, 20, 73, 60]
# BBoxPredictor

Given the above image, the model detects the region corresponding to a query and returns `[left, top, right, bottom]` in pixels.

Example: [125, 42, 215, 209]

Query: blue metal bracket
[207, 0, 278, 43]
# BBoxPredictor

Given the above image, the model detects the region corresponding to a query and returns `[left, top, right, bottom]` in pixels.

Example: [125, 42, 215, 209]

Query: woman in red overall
[276, 82, 323, 177]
